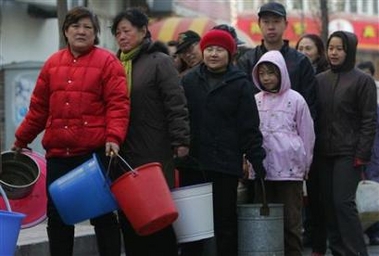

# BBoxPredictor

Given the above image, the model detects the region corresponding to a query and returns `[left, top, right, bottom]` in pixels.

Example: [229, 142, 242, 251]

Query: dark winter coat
[118, 41, 190, 187]
[315, 31, 377, 161]
[366, 106, 379, 182]
[181, 63, 265, 177]
[237, 40, 317, 119]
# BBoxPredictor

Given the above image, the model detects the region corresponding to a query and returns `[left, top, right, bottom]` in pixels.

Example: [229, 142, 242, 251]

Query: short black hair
[167, 40, 178, 47]
[357, 61, 375, 76]
[111, 7, 151, 39]
[62, 6, 100, 45]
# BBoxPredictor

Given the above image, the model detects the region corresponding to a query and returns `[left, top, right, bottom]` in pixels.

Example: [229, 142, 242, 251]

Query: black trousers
[306, 162, 327, 254]
[178, 168, 239, 256]
[118, 211, 178, 256]
[46, 150, 121, 256]
[315, 155, 368, 256]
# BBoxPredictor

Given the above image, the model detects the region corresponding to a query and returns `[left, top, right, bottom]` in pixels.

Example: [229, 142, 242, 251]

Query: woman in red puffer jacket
[12, 6, 130, 256]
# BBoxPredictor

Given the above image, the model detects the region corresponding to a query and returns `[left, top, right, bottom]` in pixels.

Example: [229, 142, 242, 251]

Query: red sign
[236, 13, 379, 51]
[149, 17, 217, 43]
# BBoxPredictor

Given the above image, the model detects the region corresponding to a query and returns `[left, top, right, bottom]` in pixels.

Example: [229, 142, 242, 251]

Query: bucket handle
[11, 146, 33, 159]
[107, 152, 138, 177]
[259, 178, 270, 216]
[0, 184, 12, 212]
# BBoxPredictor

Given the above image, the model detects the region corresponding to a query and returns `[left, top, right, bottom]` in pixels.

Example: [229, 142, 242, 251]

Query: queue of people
[357, 60, 379, 246]
[295, 33, 329, 255]
[10, 2, 379, 256]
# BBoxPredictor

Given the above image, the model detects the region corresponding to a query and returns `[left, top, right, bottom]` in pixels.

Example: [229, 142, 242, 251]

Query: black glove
[253, 161, 266, 180]
[173, 154, 200, 169]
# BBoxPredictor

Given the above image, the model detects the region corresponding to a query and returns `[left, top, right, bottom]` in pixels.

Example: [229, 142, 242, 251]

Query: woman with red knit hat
[179, 29, 266, 256]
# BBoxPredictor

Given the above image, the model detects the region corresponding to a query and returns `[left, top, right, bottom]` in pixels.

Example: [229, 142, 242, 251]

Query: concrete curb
[15, 221, 99, 256]
[14, 221, 379, 256]
[16, 234, 98, 256]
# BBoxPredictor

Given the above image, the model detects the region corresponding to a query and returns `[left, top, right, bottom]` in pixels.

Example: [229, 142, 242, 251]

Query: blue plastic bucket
[0, 185, 26, 256]
[48, 154, 118, 225]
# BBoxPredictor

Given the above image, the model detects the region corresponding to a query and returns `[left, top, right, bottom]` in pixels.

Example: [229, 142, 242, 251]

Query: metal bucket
[0, 150, 47, 228]
[237, 203, 284, 256]
[237, 179, 284, 255]
[1, 151, 41, 199]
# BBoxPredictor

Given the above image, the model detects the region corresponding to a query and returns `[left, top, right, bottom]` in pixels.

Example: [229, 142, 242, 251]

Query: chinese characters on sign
[237, 14, 379, 51]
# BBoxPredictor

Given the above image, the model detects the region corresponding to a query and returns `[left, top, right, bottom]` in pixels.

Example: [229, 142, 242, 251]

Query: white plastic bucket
[171, 182, 214, 243]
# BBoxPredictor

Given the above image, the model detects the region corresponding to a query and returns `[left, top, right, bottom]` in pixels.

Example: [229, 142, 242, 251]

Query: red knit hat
[200, 30, 236, 56]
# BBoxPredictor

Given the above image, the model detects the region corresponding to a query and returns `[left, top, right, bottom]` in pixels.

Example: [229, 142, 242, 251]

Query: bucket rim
[1, 151, 42, 188]
[171, 182, 212, 192]
[0, 178, 40, 189]
[237, 203, 284, 208]
[2, 151, 41, 174]
[111, 162, 164, 185]
[0, 209, 26, 218]
[134, 162, 163, 171]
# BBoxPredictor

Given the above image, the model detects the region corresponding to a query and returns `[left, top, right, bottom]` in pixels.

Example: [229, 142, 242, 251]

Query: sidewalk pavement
[15, 221, 379, 256]
[16, 220, 101, 256]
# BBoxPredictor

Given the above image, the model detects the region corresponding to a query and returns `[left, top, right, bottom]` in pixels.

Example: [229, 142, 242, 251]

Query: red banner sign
[236, 13, 379, 51]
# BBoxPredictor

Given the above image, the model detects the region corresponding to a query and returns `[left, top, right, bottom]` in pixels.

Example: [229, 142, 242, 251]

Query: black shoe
[369, 236, 379, 246]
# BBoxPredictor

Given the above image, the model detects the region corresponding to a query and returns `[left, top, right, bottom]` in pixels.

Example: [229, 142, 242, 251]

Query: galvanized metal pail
[237, 203, 284, 256]
[0, 150, 41, 199]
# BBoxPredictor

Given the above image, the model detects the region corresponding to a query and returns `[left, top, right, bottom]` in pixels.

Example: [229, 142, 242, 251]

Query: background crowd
[11, 1, 379, 256]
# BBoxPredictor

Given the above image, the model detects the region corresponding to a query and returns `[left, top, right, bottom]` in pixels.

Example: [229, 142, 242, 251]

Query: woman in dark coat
[314, 31, 377, 256]
[111, 8, 190, 256]
[180, 29, 266, 256]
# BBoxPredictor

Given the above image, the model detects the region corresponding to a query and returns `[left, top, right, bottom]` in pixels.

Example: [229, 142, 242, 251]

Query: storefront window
[362, 0, 368, 13]
[350, 0, 357, 12]
[292, 0, 302, 10]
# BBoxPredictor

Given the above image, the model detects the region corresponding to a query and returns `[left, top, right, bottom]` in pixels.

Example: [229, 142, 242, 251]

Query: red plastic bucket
[111, 159, 178, 236]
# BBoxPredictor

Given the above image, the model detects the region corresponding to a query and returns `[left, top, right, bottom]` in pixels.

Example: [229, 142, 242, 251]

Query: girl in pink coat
[249, 50, 315, 255]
